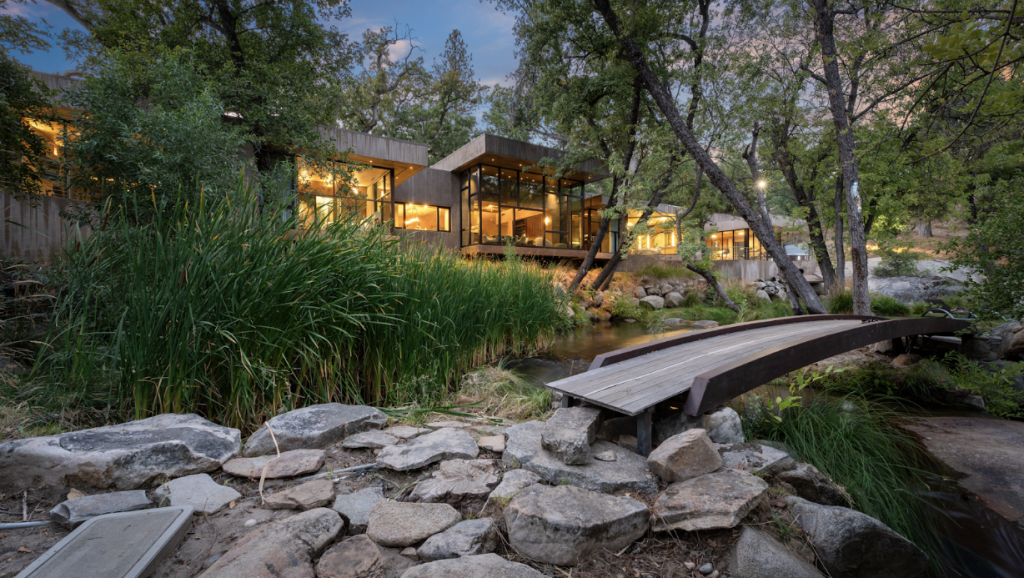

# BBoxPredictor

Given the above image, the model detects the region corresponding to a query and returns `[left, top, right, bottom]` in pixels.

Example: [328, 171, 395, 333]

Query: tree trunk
[569, 180, 619, 291]
[812, 0, 870, 315]
[687, 264, 740, 313]
[833, 175, 845, 291]
[592, 0, 827, 314]
[915, 221, 933, 238]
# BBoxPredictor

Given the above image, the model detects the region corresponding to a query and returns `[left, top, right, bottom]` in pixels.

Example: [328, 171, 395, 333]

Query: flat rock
[333, 486, 385, 533]
[717, 442, 796, 476]
[386, 425, 429, 439]
[366, 501, 462, 547]
[693, 320, 719, 328]
[0, 414, 240, 492]
[342, 430, 400, 449]
[477, 435, 505, 453]
[49, 490, 152, 529]
[505, 484, 650, 566]
[377, 428, 479, 471]
[541, 407, 602, 465]
[503, 421, 658, 495]
[409, 459, 500, 509]
[729, 526, 824, 578]
[777, 463, 846, 506]
[244, 403, 387, 457]
[647, 429, 723, 483]
[399, 554, 546, 578]
[593, 449, 617, 461]
[426, 421, 467, 428]
[651, 469, 768, 532]
[222, 448, 325, 478]
[315, 534, 384, 578]
[787, 497, 927, 578]
[264, 478, 335, 511]
[655, 407, 744, 445]
[417, 518, 498, 561]
[903, 416, 1024, 523]
[479, 469, 541, 517]
[199, 507, 343, 578]
[153, 473, 242, 515]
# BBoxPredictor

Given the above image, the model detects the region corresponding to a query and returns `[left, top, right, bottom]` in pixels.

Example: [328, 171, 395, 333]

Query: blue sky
[3, 0, 520, 87]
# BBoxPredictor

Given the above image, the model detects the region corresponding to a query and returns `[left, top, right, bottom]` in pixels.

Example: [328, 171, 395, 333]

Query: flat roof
[432, 133, 610, 182]
[316, 126, 429, 185]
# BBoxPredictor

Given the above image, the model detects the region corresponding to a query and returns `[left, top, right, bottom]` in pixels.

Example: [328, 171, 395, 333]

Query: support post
[560, 395, 574, 409]
[637, 408, 654, 457]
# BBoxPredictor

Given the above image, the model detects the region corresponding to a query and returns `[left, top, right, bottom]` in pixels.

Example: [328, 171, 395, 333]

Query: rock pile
[755, 276, 789, 302]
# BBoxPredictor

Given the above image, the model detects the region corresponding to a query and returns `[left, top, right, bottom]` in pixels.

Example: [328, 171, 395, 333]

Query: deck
[546, 314, 970, 455]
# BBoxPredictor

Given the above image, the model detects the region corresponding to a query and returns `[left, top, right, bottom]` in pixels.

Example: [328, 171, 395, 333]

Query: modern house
[4, 70, 810, 283]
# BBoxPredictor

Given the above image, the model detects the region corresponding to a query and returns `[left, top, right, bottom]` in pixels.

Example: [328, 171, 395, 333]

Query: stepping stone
[409, 459, 500, 509]
[264, 479, 335, 511]
[223, 449, 325, 479]
[385, 425, 429, 439]
[541, 407, 602, 465]
[786, 497, 928, 578]
[199, 508, 343, 578]
[417, 518, 498, 561]
[647, 429, 723, 483]
[154, 473, 242, 515]
[342, 430, 399, 449]
[15, 506, 193, 578]
[651, 469, 768, 532]
[479, 469, 541, 517]
[376, 428, 479, 471]
[244, 404, 387, 457]
[399, 554, 546, 578]
[333, 487, 386, 533]
[503, 421, 658, 495]
[366, 501, 461, 547]
[717, 443, 796, 476]
[729, 526, 825, 578]
[315, 534, 384, 578]
[49, 490, 152, 529]
[477, 435, 505, 453]
[504, 484, 650, 566]
[0, 414, 240, 493]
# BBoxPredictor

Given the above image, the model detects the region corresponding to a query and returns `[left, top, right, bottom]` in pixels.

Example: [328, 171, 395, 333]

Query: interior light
[545, 217, 550, 225]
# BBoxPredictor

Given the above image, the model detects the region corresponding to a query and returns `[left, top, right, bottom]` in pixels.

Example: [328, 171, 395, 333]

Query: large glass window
[396, 203, 450, 232]
[296, 158, 393, 228]
[626, 211, 677, 254]
[459, 164, 586, 249]
[705, 228, 773, 260]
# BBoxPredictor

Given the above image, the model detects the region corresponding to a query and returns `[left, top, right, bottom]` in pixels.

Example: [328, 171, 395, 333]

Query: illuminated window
[295, 158, 392, 227]
[396, 203, 450, 232]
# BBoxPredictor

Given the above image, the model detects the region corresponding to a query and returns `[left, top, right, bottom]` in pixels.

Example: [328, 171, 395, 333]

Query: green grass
[872, 295, 911, 317]
[631, 264, 698, 280]
[660, 305, 740, 325]
[827, 290, 912, 317]
[17, 179, 566, 432]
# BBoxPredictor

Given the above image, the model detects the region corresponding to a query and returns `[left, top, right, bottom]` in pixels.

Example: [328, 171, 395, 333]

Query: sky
[2, 0, 521, 87]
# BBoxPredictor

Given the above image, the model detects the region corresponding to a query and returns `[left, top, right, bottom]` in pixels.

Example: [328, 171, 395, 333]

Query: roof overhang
[317, 127, 429, 186]
[431, 134, 610, 183]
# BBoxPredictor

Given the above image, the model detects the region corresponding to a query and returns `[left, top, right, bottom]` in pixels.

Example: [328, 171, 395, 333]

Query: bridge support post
[637, 408, 653, 457]
[560, 395, 574, 409]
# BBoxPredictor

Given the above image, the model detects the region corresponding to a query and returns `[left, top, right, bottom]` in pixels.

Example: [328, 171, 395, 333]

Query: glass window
[500, 169, 518, 207]
[480, 165, 499, 198]
[520, 174, 544, 209]
[296, 158, 391, 226]
[396, 203, 450, 232]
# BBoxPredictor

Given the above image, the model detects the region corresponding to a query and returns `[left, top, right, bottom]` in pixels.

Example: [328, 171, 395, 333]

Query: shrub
[826, 290, 854, 314]
[609, 297, 645, 320]
[633, 264, 698, 280]
[873, 247, 921, 278]
[943, 353, 1024, 419]
[680, 289, 703, 308]
[871, 295, 911, 317]
[910, 301, 931, 316]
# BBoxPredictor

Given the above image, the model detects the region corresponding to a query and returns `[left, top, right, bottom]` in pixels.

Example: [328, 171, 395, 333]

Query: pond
[510, 321, 1024, 578]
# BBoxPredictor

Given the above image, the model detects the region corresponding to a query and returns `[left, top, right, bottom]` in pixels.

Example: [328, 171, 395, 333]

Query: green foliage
[25, 178, 564, 431]
[749, 366, 846, 423]
[871, 295, 911, 317]
[0, 54, 53, 199]
[943, 353, 1024, 419]
[457, 362, 552, 422]
[873, 247, 921, 278]
[609, 297, 645, 321]
[632, 264, 698, 280]
[827, 290, 854, 314]
[910, 302, 931, 316]
[818, 361, 941, 401]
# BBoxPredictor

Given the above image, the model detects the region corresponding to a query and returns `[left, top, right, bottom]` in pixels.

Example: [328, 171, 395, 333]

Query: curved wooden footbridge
[545, 314, 970, 456]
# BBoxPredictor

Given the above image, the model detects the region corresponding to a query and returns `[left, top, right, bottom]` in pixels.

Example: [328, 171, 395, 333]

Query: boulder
[729, 526, 824, 578]
[199, 508, 343, 578]
[408, 459, 500, 510]
[477, 435, 505, 453]
[504, 484, 650, 566]
[479, 469, 541, 517]
[755, 289, 771, 302]
[651, 469, 768, 532]
[777, 463, 846, 506]
[1007, 330, 1024, 359]
[647, 429, 723, 483]
[704, 408, 744, 443]
[664, 291, 684, 308]
[592, 291, 604, 308]
[787, 497, 928, 578]
[659, 283, 674, 295]
[316, 534, 384, 578]
[633, 286, 647, 298]
[342, 430, 400, 449]
[503, 421, 658, 495]
[639, 295, 665, 310]
[366, 501, 462, 547]
[333, 486, 386, 533]
[868, 275, 964, 305]
[153, 473, 242, 515]
[244, 403, 387, 457]
[49, 490, 151, 529]
[222, 448, 325, 479]
[417, 518, 499, 561]
[541, 407, 603, 465]
[377, 428, 479, 471]
[399, 554, 545, 578]
[718, 443, 796, 476]
[0, 414, 240, 492]
[264, 478, 335, 511]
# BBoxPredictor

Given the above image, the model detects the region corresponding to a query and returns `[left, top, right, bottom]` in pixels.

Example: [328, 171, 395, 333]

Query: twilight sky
[2, 0, 520, 88]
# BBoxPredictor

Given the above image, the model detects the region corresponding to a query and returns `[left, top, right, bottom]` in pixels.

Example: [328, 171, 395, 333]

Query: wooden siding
[316, 127, 428, 168]
[1, 190, 89, 262]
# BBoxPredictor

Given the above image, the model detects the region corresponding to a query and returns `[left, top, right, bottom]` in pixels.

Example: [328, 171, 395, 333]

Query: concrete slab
[15, 506, 193, 578]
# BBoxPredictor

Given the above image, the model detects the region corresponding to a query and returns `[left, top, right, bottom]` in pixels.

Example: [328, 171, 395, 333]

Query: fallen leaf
[229, 500, 236, 509]
[7, 557, 13, 562]
[66, 489, 85, 500]
[18, 546, 32, 553]
[0, 533, 6, 539]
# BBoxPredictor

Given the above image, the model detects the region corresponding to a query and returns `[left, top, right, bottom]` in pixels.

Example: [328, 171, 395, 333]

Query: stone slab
[153, 473, 242, 515]
[222, 449, 325, 478]
[14, 506, 193, 578]
[244, 404, 387, 456]
[333, 486, 386, 533]
[377, 428, 479, 471]
[399, 554, 546, 578]
[49, 490, 152, 529]
[342, 430, 400, 449]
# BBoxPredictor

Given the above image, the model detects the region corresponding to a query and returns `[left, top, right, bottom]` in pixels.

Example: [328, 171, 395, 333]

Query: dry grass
[454, 364, 553, 422]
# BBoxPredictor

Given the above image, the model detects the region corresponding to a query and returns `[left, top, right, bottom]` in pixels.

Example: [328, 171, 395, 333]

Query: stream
[509, 321, 1024, 578]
